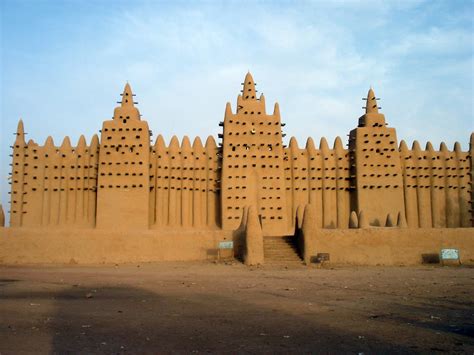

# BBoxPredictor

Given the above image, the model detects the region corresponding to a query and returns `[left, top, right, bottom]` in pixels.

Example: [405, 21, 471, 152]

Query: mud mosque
[1, 73, 473, 265]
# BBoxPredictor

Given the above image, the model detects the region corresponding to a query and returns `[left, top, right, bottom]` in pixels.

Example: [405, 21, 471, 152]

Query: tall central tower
[221, 73, 289, 236]
[349, 88, 404, 226]
[96, 84, 150, 229]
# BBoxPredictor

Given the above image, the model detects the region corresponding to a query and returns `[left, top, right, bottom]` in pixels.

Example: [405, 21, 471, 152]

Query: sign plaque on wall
[440, 249, 459, 260]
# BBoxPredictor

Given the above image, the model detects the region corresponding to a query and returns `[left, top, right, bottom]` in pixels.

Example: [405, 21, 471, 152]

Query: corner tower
[220, 73, 289, 236]
[96, 84, 150, 229]
[349, 88, 404, 226]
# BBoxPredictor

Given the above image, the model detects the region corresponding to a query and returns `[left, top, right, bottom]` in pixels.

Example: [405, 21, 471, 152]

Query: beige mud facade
[2, 73, 473, 265]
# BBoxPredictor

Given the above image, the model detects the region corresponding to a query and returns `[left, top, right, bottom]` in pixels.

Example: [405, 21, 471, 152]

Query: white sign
[440, 249, 459, 260]
[219, 241, 233, 249]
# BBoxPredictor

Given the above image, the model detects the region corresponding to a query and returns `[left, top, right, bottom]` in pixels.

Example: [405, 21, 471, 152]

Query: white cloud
[1, 0, 473, 210]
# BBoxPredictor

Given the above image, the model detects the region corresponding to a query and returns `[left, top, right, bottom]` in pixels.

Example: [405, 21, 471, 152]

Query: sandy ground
[0, 261, 473, 354]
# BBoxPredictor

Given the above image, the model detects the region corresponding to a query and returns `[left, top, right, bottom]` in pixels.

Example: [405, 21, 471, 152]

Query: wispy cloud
[1, 0, 473, 209]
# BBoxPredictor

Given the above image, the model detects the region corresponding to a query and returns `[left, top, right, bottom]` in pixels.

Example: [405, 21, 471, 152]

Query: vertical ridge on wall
[283, 146, 293, 229]
[181, 136, 193, 227]
[150, 135, 221, 229]
[192, 137, 206, 228]
[21, 139, 34, 226]
[41, 137, 53, 225]
[334, 137, 350, 228]
[428, 142, 445, 227]
[400, 140, 418, 227]
[66, 136, 80, 225]
[58, 137, 72, 225]
[155, 135, 169, 227]
[205, 136, 219, 228]
[320, 137, 337, 228]
[24, 139, 44, 226]
[49, 138, 61, 225]
[88, 134, 99, 227]
[149, 140, 157, 226]
[306, 138, 323, 228]
[413, 141, 432, 227]
[455, 142, 471, 227]
[80, 138, 88, 225]
[75, 136, 86, 225]
[444, 143, 460, 227]
[289, 137, 307, 231]
[168, 136, 181, 227]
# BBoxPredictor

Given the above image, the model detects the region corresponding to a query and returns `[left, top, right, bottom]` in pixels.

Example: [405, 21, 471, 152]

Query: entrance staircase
[263, 236, 302, 264]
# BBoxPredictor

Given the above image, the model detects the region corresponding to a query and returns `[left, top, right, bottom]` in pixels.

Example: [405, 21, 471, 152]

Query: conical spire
[319, 137, 329, 152]
[154, 135, 166, 150]
[90, 134, 99, 149]
[399, 140, 408, 153]
[77, 135, 87, 150]
[289, 136, 299, 149]
[169, 135, 180, 150]
[16, 119, 24, 136]
[349, 211, 358, 228]
[192, 136, 204, 150]
[397, 212, 408, 228]
[305, 137, 316, 151]
[273, 102, 280, 116]
[121, 83, 135, 107]
[242, 72, 256, 100]
[181, 136, 192, 150]
[385, 213, 396, 227]
[15, 119, 25, 145]
[44, 136, 55, 148]
[205, 135, 217, 149]
[333, 136, 344, 151]
[365, 87, 379, 114]
[453, 142, 462, 152]
[60, 136, 72, 150]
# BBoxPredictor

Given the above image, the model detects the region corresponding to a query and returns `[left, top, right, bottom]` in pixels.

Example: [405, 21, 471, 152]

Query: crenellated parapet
[9, 120, 99, 227]
[283, 136, 351, 230]
[149, 135, 221, 228]
[399, 140, 471, 228]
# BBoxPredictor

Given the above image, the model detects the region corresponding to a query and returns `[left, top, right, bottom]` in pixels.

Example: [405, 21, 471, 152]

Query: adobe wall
[301, 227, 474, 265]
[9, 121, 98, 228]
[149, 135, 220, 228]
[284, 137, 351, 231]
[6, 74, 473, 243]
[399, 140, 471, 228]
[0, 227, 232, 264]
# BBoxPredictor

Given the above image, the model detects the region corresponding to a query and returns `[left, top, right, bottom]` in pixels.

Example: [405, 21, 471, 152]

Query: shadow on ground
[1, 285, 414, 354]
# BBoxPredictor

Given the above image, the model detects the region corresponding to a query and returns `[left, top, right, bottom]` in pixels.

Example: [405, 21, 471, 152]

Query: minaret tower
[9, 120, 26, 226]
[220, 73, 289, 236]
[349, 88, 405, 226]
[96, 84, 151, 229]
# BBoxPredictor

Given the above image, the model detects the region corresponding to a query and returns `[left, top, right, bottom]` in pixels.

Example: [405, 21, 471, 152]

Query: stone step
[263, 236, 301, 263]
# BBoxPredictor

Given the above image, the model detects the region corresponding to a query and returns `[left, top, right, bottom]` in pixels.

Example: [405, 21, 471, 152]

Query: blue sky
[1, 0, 473, 215]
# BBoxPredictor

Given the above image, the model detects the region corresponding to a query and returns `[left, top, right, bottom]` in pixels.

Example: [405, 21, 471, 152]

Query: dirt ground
[0, 261, 472, 354]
